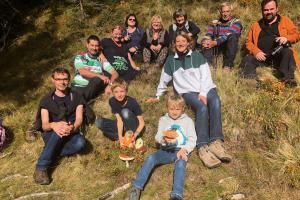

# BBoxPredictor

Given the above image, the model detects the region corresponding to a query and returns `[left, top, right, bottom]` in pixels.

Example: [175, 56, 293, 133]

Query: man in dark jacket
[33, 68, 86, 185]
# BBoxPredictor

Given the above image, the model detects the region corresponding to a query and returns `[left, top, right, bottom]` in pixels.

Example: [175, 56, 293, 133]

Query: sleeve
[109, 98, 118, 114]
[141, 32, 151, 48]
[131, 98, 143, 116]
[168, 24, 175, 43]
[284, 17, 300, 43]
[189, 21, 200, 36]
[74, 54, 87, 71]
[198, 62, 215, 98]
[136, 27, 145, 50]
[102, 60, 114, 73]
[181, 118, 197, 154]
[245, 23, 262, 56]
[155, 117, 166, 144]
[216, 20, 243, 45]
[156, 58, 173, 98]
[205, 25, 214, 38]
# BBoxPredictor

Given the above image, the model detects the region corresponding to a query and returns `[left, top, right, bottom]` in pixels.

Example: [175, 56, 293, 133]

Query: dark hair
[52, 67, 70, 80]
[125, 13, 139, 27]
[261, 0, 278, 11]
[173, 8, 187, 20]
[87, 35, 100, 44]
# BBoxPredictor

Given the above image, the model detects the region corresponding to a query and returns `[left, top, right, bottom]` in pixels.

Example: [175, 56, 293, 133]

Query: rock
[230, 194, 245, 200]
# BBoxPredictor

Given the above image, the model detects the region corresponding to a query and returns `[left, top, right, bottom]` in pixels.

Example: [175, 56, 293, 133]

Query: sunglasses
[128, 18, 136, 21]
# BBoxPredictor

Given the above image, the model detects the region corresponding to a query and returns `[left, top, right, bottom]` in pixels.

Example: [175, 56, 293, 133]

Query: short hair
[112, 25, 123, 33]
[125, 13, 139, 27]
[111, 78, 127, 91]
[150, 15, 164, 30]
[173, 8, 187, 20]
[167, 94, 185, 109]
[171, 31, 194, 53]
[219, 2, 233, 11]
[261, 0, 278, 11]
[51, 67, 70, 80]
[87, 35, 100, 44]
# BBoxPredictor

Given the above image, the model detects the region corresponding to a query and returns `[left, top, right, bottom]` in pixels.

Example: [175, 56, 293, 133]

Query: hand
[119, 137, 125, 147]
[146, 97, 159, 103]
[156, 44, 162, 52]
[99, 75, 110, 84]
[131, 132, 138, 142]
[123, 35, 130, 41]
[177, 148, 188, 161]
[188, 32, 193, 37]
[52, 121, 71, 137]
[255, 51, 267, 61]
[275, 37, 288, 45]
[129, 47, 137, 53]
[198, 95, 207, 105]
[104, 85, 112, 95]
[150, 45, 156, 52]
[208, 40, 217, 48]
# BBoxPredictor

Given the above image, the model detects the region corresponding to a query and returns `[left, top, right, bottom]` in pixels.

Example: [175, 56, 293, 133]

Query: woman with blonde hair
[142, 15, 169, 68]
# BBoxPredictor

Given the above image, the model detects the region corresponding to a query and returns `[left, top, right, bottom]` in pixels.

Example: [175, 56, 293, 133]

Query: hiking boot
[198, 145, 221, 169]
[33, 168, 50, 185]
[128, 187, 141, 200]
[25, 128, 37, 142]
[209, 140, 232, 162]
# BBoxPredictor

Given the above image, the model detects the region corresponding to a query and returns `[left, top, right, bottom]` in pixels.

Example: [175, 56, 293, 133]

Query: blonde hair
[171, 31, 194, 53]
[167, 94, 185, 110]
[219, 2, 233, 11]
[111, 78, 127, 91]
[150, 15, 164, 30]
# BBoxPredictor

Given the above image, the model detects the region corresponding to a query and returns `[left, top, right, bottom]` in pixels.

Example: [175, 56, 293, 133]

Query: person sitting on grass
[123, 13, 145, 63]
[128, 94, 196, 200]
[142, 15, 169, 69]
[147, 32, 232, 169]
[71, 35, 118, 101]
[101, 26, 141, 82]
[95, 78, 145, 146]
[33, 67, 86, 185]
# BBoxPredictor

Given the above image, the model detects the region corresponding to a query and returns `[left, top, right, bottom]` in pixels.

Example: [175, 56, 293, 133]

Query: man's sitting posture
[202, 2, 242, 69]
[240, 0, 300, 86]
[33, 68, 86, 185]
[71, 35, 118, 101]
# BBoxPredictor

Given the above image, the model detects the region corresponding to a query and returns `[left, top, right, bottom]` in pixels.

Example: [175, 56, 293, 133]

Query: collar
[174, 50, 192, 58]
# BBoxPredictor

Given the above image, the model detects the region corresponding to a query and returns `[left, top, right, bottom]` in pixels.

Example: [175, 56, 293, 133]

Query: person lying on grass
[128, 94, 196, 200]
[95, 78, 145, 147]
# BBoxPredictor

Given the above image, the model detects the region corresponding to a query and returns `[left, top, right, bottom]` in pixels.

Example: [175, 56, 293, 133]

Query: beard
[264, 13, 277, 22]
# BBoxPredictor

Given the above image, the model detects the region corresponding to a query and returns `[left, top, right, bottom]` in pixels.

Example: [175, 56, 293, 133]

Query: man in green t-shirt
[71, 35, 119, 102]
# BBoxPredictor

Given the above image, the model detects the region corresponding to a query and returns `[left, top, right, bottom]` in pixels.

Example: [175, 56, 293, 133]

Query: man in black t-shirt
[101, 26, 141, 81]
[33, 68, 86, 185]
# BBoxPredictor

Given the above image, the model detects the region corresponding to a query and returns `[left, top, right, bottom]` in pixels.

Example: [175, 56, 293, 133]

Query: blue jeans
[182, 89, 224, 148]
[36, 131, 86, 170]
[95, 108, 139, 140]
[133, 149, 187, 198]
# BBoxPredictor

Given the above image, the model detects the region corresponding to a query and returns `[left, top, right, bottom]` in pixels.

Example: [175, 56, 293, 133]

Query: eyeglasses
[128, 18, 136, 21]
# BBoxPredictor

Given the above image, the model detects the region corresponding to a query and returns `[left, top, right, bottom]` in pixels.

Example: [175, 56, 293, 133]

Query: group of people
[31, 1, 300, 200]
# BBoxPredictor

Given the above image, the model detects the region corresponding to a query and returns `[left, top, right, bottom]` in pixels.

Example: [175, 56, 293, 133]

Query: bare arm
[41, 109, 70, 137]
[128, 53, 139, 70]
[133, 115, 145, 139]
[73, 105, 83, 132]
[115, 114, 124, 146]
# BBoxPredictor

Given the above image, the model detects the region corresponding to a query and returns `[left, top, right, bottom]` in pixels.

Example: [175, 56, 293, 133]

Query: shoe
[170, 193, 183, 200]
[33, 168, 50, 185]
[128, 187, 141, 200]
[25, 128, 37, 142]
[209, 140, 232, 162]
[198, 145, 221, 168]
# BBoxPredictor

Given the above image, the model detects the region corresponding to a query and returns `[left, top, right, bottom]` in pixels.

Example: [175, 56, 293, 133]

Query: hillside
[1, 0, 300, 199]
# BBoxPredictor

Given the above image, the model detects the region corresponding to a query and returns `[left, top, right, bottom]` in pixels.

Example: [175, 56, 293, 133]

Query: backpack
[0, 119, 6, 150]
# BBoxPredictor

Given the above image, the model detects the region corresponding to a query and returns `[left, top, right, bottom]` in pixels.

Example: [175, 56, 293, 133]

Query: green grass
[1, 0, 300, 199]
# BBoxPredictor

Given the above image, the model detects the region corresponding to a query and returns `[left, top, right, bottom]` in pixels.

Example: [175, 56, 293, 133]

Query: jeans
[71, 77, 107, 102]
[182, 89, 224, 148]
[95, 108, 139, 140]
[133, 149, 187, 198]
[240, 47, 296, 80]
[202, 33, 239, 68]
[36, 131, 86, 170]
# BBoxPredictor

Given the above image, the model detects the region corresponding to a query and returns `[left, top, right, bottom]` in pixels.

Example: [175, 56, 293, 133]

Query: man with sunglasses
[33, 68, 86, 185]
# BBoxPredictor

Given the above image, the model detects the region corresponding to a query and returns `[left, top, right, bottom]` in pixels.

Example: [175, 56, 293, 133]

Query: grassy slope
[1, 0, 300, 199]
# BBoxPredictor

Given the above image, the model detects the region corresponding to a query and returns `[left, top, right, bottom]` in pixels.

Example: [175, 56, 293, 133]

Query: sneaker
[33, 168, 50, 185]
[128, 187, 141, 200]
[170, 193, 183, 200]
[198, 145, 221, 168]
[25, 128, 37, 142]
[209, 140, 232, 162]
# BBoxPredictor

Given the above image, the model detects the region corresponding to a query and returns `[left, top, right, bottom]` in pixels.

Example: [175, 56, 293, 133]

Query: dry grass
[1, 0, 300, 199]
